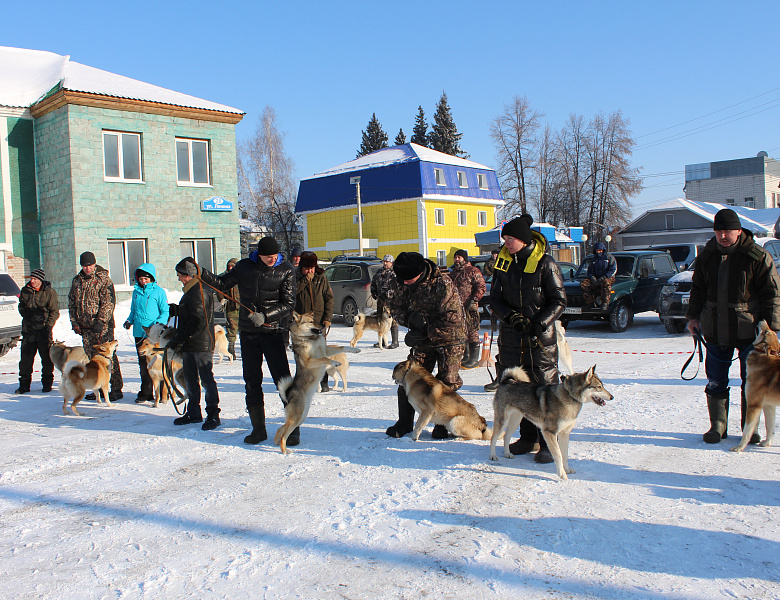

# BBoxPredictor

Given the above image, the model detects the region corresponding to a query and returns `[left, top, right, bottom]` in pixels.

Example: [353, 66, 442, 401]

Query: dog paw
[759, 440, 771, 447]
[503, 452, 515, 459]
[489, 454, 499, 461]
[729, 446, 743, 452]
[565, 467, 575, 474]
[558, 473, 569, 481]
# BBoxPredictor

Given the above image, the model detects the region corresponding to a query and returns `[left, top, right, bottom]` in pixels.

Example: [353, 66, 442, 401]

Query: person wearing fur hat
[448, 249, 486, 369]
[385, 251, 467, 439]
[123, 264, 169, 403]
[295, 251, 335, 391]
[199, 236, 297, 445]
[580, 241, 617, 307]
[686, 208, 780, 445]
[16, 268, 59, 394]
[370, 254, 400, 349]
[488, 214, 567, 464]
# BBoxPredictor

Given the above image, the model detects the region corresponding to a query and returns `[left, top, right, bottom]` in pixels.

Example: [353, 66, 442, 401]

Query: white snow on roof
[0, 46, 242, 114]
[308, 143, 492, 178]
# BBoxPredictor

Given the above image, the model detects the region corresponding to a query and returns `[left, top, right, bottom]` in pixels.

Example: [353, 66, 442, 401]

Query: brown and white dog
[351, 311, 393, 349]
[214, 325, 232, 364]
[59, 340, 118, 416]
[49, 341, 88, 372]
[731, 321, 780, 452]
[136, 337, 186, 407]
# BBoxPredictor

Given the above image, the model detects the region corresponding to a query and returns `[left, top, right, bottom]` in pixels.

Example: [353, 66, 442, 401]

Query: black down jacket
[199, 252, 295, 334]
[172, 278, 215, 353]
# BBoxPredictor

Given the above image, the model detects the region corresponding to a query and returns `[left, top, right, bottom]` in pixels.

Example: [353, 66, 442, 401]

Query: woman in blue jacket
[124, 263, 169, 403]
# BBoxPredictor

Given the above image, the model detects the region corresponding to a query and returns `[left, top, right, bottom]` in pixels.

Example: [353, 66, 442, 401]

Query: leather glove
[91, 321, 105, 334]
[598, 276, 607, 285]
[508, 311, 528, 332]
[590, 276, 598, 287]
[407, 311, 427, 331]
[525, 321, 544, 339]
[248, 311, 266, 327]
[123, 321, 132, 330]
[404, 329, 428, 348]
[73, 325, 81, 335]
[463, 300, 474, 313]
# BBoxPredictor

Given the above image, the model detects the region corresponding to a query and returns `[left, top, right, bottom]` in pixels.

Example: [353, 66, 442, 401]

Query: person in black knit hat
[16, 268, 58, 394]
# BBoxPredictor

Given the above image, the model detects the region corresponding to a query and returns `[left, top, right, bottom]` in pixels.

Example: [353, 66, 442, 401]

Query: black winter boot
[286, 427, 300, 446]
[431, 424, 450, 439]
[534, 431, 554, 463]
[703, 392, 729, 443]
[460, 344, 471, 368]
[244, 404, 267, 444]
[202, 409, 221, 431]
[740, 390, 761, 445]
[320, 374, 330, 393]
[228, 342, 236, 360]
[462, 342, 481, 369]
[386, 387, 416, 437]
[484, 361, 504, 392]
[389, 323, 400, 349]
[509, 417, 541, 455]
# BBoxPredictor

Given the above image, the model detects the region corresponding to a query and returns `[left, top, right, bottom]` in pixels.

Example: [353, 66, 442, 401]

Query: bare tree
[533, 124, 565, 225]
[490, 96, 542, 215]
[557, 113, 589, 228]
[237, 106, 300, 252]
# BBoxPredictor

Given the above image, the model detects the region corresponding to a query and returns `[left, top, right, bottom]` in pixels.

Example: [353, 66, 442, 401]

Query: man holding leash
[448, 249, 486, 369]
[370, 254, 400, 349]
[580, 241, 617, 307]
[16, 268, 58, 394]
[199, 236, 297, 445]
[488, 214, 567, 464]
[686, 208, 780, 444]
[385, 251, 467, 439]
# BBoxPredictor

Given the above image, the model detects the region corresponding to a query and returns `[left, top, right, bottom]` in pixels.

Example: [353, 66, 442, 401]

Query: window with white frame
[457, 171, 467, 188]
[434, 208, 445, 225]
[477, 173, 488, 189]
[744, 197, 755, 208]
[457, 209, 467, 226]
[180, 239, 215, 273]
[108, 239, 147, 288]
[726, 198, 735, 205]
[176, 138, 211, 185]
[103, 131, 142, 182]
[477, 211, 487, 227]
[436, 250, 446, 266]
[434, 168, 445, 186]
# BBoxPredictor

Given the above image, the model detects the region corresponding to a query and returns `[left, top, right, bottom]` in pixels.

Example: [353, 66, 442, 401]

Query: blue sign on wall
[201, 196, 234, 211]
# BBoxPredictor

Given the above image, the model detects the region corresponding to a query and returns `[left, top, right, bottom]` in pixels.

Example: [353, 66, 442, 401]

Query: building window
[108, 239, 147, 288]
[352, 214, 365, 224]
[434, 168, 445, 186]
[180, 239, 215, 272]
[477, 173, 488, 189]
[477, 211, 487, 227]
[665, 214, 674, 230]
[103, 131, 142, 182]
[744, 197, 754, 208]
[434, 208, 445, 225]
[176, 138, 210, 185]
[436, 250, 446, 266]
[457, 171, 467, 188]
[457, 210, 467, 226]
[726, 198, 735, 206]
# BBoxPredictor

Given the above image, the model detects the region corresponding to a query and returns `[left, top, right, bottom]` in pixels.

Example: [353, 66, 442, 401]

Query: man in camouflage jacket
[370, 254, 399, 348]
[68, 251, 123, 400]
[385, 252, 466, 439]
[447, 249, 486, 368]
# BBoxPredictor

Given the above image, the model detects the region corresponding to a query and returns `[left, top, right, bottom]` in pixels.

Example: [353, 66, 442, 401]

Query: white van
[0, 271, 23, 357]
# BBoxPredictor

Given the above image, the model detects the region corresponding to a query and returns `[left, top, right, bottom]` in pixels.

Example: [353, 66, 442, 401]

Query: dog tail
[501, 366, 532, 384]
[353, 313, 365, 326]
[277, 376, 294, 403]
[63, 360, 86, 380]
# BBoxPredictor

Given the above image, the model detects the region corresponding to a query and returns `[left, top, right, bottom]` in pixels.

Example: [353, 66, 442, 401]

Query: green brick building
[0, 46, 244, 300]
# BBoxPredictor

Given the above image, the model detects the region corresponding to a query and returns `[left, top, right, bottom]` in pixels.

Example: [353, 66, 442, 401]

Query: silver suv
[0, 272, 23, 357]
[323, 259, 382, 326]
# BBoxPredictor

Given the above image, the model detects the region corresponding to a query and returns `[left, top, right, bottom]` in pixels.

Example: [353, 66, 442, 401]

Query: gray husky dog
[490, 365, 612, 480]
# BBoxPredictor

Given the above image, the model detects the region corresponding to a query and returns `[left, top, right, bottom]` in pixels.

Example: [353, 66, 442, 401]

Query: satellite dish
[758, 150, 768, 158]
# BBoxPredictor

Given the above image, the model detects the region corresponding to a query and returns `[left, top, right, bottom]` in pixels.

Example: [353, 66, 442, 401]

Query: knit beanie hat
[290, 245, 303, 257]
[257, 236, 280, 255]
[135, 268, 154, 282]
[454, 249, 468, 262]
[383, 254, 394, 262]
[80, 251, 96, 266]
[393, 252, 427, 281]
[713, 208, 741, 231]
[501, 214, 534, 244]
[175, 257, 199, 277]
[30, 268, 45, 282]
[299, 251, 319, 269]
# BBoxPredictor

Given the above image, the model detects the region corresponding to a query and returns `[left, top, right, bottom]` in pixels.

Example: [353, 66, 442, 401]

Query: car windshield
[575, 256, 635, 279]
[0, 274, 20, 296]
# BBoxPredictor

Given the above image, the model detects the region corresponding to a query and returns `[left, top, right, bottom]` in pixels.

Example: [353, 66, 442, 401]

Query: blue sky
[7, 1, 780, 218]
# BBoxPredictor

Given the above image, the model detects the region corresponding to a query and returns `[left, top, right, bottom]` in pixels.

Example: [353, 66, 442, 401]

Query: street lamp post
[350, 176, 364, 256]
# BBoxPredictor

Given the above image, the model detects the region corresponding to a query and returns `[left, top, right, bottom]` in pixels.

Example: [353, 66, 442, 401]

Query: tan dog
[214, 325, 232, 363]
[351, 311, 393, 349]
[731, 321, 780, 452]
[275, 312, 360, 454]
[136, 337, 186, 407]
[59, 340, 119, 416]
[325, 352, 349, 392]
[49, 341, 88, 372]
[392, 358, 492, 441]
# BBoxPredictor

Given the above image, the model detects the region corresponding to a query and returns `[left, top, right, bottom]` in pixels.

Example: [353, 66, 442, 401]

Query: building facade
[685, 153, 780, 210]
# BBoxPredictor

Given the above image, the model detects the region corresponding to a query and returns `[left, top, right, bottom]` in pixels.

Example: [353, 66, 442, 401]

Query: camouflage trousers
[81, 327, 123, 393]
[464, 307, 481, 344]
[411, 343, 465, 391]
[580, 276, 615, 306]
[225, 310, 239, 343]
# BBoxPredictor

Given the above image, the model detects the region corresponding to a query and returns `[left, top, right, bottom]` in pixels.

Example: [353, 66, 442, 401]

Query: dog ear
[587, 365, 596, 380]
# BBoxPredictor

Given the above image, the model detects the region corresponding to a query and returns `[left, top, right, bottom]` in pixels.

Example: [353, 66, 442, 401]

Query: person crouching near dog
[16, 268, 58, 394]
[198, 236, 297, 445]
[686, 208, 780, 444]
[487, 214, 567, 464]
[385, 252, 467, 438]
[169, 258, 221, 430]
[123, 263, 169, 404]
[295, 251, 335, 392]
[580, 242, 617, 307]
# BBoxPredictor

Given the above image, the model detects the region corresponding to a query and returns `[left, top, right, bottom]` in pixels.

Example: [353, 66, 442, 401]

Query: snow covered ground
[0, 301, 778, 600]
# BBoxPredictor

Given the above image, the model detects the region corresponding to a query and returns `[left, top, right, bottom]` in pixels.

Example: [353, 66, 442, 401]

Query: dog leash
[680, 327, 740, 381]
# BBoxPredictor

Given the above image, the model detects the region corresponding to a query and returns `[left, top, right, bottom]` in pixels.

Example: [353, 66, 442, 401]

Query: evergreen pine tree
[357, 113, 389, 157]
[394, 128, 407, 145]
[428, 92, 468, 158]
[411, 106, 429, 147]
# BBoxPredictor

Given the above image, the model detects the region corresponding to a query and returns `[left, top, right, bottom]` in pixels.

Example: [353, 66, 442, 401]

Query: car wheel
[609, 301, 633, 333]
[559, 317, 569, 329]
[342, 298, 359, 327]
[664, 318, 686, 334]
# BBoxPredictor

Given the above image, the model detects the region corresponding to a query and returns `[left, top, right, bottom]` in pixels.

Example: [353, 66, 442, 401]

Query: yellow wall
[424, 200, 495, 263]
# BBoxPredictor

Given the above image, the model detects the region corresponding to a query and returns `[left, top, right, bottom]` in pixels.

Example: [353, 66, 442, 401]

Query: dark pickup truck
[561, 251, 678, 332]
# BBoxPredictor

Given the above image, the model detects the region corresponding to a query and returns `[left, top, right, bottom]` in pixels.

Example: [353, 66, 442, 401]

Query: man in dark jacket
[448, 249, 486, 369]
[488, 214, 567, 464]
[580, 242, 617, 307]
[199, 236, 296, 445]
[170, 258, 221, 430]
[16, 268, 58, 394]
[385, 252, 467, 439]
[370, 254, 400, 349]
[686, 208, 780, 444]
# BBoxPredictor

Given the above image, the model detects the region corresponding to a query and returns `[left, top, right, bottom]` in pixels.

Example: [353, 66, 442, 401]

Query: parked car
[756, 237, 780, 273]
[556, 261, 578, 281]
[330, 255, 380, 263]
[633, 243, 701, 271]
[561, 251, 678, 332]
[658, 262, 694, 334]
[0, 271, 23, 357]
[323, 259, 382, 326]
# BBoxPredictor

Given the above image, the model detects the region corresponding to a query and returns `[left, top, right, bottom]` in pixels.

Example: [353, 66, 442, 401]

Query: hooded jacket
[587, 243, 618, 279]
[126, 263, 169, 338]
[295, 268, 334, 325]
[68, 265, 116, 333]
[19, 280, 59, 335]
